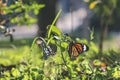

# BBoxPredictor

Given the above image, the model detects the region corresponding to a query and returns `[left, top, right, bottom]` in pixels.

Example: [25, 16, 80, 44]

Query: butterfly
[68, 42, 89, 59]
[36, 37, 56, 59]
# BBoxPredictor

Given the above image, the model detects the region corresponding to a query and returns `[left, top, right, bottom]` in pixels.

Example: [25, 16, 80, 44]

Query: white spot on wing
[83, 45, 87, 51]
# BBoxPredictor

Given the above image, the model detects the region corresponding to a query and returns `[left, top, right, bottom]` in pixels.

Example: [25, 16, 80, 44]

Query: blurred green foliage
[3, 0, 44, 25]
[0, 25, 120, 79]
[88, 0, 120, 30]
[0, 2, 120, 80]
[0, 16, 120, 80]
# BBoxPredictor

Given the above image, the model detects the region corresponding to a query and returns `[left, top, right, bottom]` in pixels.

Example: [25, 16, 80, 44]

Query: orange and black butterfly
[68, 42, 89, 59]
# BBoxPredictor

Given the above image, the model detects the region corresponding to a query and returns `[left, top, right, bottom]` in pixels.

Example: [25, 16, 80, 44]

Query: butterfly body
[68, 42, 89, 59]
[36, 37, 56, 59]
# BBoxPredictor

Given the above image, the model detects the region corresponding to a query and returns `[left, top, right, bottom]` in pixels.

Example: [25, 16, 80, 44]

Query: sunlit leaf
[51, 26, 62, 36]
[112, 67, 120, 79]
[93, 59, 101, 66]
[61, 42, 68, 49]
[89, 1, 101, 9]
[11, 68, 20, 77]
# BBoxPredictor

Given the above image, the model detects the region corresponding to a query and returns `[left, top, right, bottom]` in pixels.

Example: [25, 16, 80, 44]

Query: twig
[60, 41, 72, 80]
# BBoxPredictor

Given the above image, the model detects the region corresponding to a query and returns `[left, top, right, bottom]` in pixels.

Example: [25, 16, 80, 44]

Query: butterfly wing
[36, 37, 56, 59]
[68, 43, 80, 58]
[68, 42, 88, 59]
[74, 43, 83, 54]
[71, 45, 79, 57]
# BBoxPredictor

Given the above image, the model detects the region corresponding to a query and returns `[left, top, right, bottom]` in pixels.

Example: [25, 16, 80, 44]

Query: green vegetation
[0, 0, 120, 80]
[1, 0, 44, 25]
[0, 26, 120, 80]
[0, 13, 120, 80]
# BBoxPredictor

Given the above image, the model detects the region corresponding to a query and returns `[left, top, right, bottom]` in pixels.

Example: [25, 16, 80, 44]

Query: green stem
[47, 9, 62, 38]
[30, 37, 39, 52]
[60, 41, 72, 80]
[46, 37, 53, 46]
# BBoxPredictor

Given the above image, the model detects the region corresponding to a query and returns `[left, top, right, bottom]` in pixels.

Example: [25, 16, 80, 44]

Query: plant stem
[99, 15, 108, 54]
[47, 9, 62, 38]
[30, 37, 39, 52]
[60, 41, 72, 80]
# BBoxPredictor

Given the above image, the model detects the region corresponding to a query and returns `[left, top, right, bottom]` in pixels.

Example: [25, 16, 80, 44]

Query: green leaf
[51, 26, 62, 36]
[82, 74, 87, 80]
[34, 9, 39, 15]
[61, 42, 68, 49]
[112, 67, 120, 79]
[28, 18, 37, 24]
[9, 4, 17, 9]
[4, 71, 10, 77]
[11, 68, 20, 77]
[15, 7, 22, 13]
[93, 59, 101, 66]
